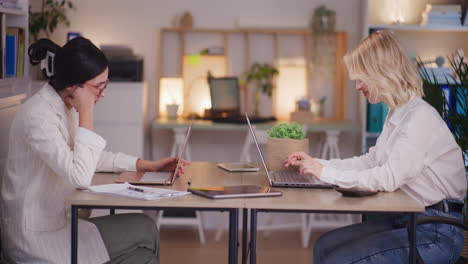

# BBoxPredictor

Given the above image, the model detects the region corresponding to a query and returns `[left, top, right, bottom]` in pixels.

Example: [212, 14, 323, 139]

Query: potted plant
[245, 63, 279, 116]
[29, 0, 75, 42]
[266, 122, 309, 171]
[419, 54, 468, 258]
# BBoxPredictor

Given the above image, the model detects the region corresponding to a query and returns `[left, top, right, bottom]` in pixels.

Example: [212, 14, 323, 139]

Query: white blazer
[1, 84, 138, 264]
[319, 96, 467, 206]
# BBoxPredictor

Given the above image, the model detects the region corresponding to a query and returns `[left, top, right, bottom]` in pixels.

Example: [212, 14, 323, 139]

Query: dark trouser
[88, 213, 159, 264]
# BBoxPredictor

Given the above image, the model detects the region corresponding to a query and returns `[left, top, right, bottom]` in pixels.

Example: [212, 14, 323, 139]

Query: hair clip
[40, 51, 55, 77]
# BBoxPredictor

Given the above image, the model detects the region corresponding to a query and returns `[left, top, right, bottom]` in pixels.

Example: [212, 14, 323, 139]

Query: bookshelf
[158, 27, 347, 120]
[361, 0, 468, 153]
[0, 0, 29, 96]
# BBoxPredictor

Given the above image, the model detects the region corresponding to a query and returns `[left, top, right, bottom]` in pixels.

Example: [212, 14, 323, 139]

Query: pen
[128, 186, 146, 193]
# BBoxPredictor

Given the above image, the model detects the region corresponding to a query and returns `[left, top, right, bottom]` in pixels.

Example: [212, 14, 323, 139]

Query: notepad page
[87, 182, 189, 200]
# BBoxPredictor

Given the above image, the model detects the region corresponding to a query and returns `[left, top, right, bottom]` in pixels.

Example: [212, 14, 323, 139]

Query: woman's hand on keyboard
[136, 158, 190, 176]
[284, 152, 323, 178]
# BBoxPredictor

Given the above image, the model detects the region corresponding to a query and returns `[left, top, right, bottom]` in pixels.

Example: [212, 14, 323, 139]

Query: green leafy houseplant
[267, 122, 306, 140]
[266, 122, 308, 171]
[418, 55, 468, 228]
[418, 57, 468, 172]
[29, 0, 75, 41]
[245, 63, 279, 116]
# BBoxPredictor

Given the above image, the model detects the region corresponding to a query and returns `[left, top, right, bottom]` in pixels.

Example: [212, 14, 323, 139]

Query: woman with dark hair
[0, 37, 184, 263]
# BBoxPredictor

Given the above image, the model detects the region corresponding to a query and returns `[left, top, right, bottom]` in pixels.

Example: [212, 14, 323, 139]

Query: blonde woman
[285, 30, 466, 263]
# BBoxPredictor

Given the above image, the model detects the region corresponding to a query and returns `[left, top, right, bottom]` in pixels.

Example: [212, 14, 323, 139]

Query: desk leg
[228, 208, 239, 264]
[408, 213, 417, 264]
[321, 130, 341, 159]
[242, 208, 248, 264]
[250, 209, 258, 264]
[71, 205, 78, 264]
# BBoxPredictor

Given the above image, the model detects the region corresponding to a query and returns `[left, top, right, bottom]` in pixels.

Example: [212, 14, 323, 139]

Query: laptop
[207, 77, 276, 124]
[115, 123, 193, 185]
[245, 113, 335, 188]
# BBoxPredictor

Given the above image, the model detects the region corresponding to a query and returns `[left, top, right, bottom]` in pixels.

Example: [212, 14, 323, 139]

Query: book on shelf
[422, 4, 463, 26]
[429, 4, 461, 13]
[464, 8, 468, 26]
[1, 0, 20, 9]
[366, 102, 388, 133]
[5, 27, 24, 78]
[5, 30, 17, 77]
[420, 67, 454, 84]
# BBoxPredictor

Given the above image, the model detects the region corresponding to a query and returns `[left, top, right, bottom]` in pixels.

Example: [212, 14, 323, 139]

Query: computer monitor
[208, 77, 240, 114]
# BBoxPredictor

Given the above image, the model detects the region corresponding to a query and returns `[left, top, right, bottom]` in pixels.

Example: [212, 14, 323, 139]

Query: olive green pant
[88, 213, 159, 264]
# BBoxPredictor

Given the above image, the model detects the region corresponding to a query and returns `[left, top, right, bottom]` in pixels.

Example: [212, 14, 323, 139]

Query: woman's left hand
[136, 158, 190, 176]
[284, 152, 323, 178]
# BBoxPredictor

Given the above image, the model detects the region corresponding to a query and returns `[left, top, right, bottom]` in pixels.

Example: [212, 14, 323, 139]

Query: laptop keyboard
[271, 170, 314, 184]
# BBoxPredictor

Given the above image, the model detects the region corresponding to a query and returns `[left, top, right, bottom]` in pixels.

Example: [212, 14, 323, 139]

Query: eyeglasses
[84, 79, 109, 93]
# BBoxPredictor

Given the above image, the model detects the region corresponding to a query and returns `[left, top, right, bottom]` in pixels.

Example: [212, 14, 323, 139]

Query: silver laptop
[115, 123, 193, 185]
[245, 113, 335, 188]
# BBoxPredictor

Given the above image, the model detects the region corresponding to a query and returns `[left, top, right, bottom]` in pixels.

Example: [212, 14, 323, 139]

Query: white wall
[39, 0, 363, 160]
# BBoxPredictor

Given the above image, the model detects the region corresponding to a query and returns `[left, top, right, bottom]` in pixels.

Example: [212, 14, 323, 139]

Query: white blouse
[319, 96, 467, 206]
[1, 84, 138, 263]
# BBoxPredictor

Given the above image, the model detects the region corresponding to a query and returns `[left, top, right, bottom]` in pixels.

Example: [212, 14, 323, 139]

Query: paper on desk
[87, 182, 189, 200]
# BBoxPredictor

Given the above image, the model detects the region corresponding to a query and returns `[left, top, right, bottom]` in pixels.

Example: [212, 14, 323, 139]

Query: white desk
[67, 162, 424, 264]
[67, 163, 243, 264]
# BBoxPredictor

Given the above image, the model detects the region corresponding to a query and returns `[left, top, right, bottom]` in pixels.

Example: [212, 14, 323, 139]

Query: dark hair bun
[28, 38, 61, 66]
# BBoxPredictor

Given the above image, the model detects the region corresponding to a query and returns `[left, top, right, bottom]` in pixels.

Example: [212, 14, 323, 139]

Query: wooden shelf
[159, 27, 348, 120]
[369, 24, 468, 32]
[161, 27, 311, 35]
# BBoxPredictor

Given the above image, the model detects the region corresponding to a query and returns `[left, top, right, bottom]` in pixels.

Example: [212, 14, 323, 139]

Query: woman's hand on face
[136, 158, 191, 176]
[284, 152, 323, 178]
[66, 85, 95, 113]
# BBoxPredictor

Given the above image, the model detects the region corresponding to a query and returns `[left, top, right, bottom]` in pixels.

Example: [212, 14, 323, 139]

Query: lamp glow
[276, 58, 307, 120]
[159, 77, 184, 117]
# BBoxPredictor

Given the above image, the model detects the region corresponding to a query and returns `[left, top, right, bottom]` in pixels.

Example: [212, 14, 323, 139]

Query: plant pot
[266, 136, 309, 172]
[166, 104, 180, 120]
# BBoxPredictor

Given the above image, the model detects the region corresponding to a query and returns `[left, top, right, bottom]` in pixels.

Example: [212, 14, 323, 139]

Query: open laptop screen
[208, 77, 240, 112]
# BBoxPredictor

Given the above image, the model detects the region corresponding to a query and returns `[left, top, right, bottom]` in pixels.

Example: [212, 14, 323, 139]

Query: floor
[160, 227, 324, 264]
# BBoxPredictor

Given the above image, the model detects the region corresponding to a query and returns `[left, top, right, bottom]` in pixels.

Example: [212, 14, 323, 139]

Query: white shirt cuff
[75, 127, 106, 148]
[316, 158, 330, 166]
[319, 166, 337, 185]
[113, 153, 138, 172]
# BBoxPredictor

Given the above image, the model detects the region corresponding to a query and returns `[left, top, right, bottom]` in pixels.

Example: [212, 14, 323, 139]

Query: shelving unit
[361, 0, 468, 153]
[158, 27, 348, 120]
[0, 0, 30, 96]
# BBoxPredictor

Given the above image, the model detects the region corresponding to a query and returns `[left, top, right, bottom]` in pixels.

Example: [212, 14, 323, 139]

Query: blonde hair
[343, 30, 423, 109]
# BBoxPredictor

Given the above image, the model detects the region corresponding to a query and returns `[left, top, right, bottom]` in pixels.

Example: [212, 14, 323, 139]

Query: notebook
[188, 185, 282, 199]
[87, 182, 189, 200]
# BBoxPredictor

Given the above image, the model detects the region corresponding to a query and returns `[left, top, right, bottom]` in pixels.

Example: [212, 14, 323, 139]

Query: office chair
[406, 215, 468, 264]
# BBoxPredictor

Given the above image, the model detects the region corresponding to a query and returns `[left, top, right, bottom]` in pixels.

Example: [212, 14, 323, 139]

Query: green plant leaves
[267, 122, 306, 140]
[418, 55, 468, 172]
[245, 63, 279, 97]
[29, 0, 75, 41]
